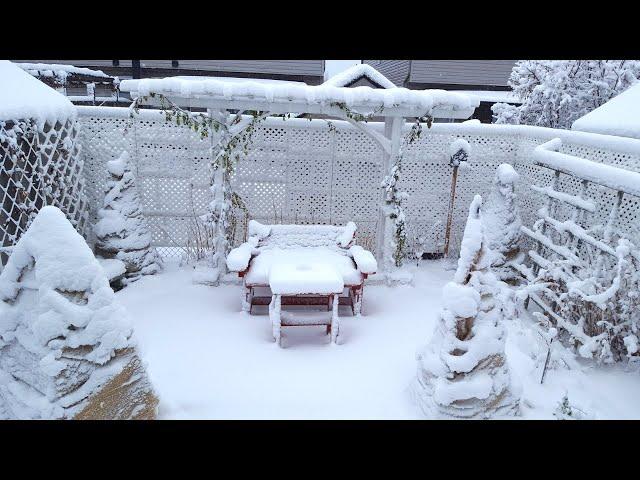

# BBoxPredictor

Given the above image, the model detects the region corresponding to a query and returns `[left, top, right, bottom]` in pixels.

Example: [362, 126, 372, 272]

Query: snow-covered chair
[227, 220, 377, 344]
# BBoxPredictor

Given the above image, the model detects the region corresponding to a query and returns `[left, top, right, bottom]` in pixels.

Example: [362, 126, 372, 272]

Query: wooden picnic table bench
[226, 221, 377, 345]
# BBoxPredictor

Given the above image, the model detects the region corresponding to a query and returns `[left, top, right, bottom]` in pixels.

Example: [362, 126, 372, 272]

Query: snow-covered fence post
[414, 195, 520, 418]
[443, 138, 470, 257]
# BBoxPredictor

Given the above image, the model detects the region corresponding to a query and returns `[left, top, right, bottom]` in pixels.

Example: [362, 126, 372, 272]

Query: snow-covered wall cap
[322, 64, 396, 89]
[572, 82, 640, 140]
[120, 75, 479, 117]
[534, 138, 640, 197]
[16, 62, 110, 79]
[0, 61, 76, 126]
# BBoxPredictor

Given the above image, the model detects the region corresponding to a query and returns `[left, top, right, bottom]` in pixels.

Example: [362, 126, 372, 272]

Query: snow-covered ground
[116, 259, 640, 420]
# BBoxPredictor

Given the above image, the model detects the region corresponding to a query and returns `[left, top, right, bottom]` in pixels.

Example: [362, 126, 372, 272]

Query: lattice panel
[1, 116, 88, 268]
[76, 108, 640, 264]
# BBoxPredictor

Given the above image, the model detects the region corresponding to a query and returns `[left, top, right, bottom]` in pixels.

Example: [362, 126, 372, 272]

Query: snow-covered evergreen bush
[493, 60, 640, 128]
[482, 164, 522, 281]
[94, 151, 161, 285]
[0, 206, 158, 419]
[414, 195, 520, 419]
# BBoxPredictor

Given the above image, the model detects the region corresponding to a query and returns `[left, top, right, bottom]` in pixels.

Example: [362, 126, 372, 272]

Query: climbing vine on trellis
[130, 93, 268, 281]
[382, 115, 433, 268]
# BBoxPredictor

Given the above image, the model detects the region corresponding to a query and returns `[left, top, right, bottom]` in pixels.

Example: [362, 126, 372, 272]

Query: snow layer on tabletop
[0, 207, 138, 419]
[120, 76, 479, 112]
[534, 139, 640, 197]
[322, 64, 396, 89]
[269, 263, 344, 295]
[572, 82, 640, 140]
[244, 248, 361, 286]
[0, 61, 76, 126]
[349, 246, 377, 274]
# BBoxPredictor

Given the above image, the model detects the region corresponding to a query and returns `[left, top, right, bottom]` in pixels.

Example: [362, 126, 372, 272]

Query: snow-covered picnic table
[227, 221, 377, 346]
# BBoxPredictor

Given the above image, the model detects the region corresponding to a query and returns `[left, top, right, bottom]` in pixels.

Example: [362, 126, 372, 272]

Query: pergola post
[377, 116, 405, 273]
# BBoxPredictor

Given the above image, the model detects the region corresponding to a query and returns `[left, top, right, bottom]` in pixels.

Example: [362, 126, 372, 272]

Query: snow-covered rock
[0, 206, 158, 419]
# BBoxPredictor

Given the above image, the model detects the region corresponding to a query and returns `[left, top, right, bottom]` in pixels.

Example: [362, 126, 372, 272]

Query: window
[112, 60, 120, 67]
[172, 60, 179, 68]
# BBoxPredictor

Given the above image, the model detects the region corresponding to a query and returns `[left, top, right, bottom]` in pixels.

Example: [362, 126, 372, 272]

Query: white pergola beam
[127, 93, 475, 120]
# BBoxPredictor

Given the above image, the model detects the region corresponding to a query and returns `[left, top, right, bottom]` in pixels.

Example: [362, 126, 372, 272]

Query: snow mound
[0, 61, 75, 127]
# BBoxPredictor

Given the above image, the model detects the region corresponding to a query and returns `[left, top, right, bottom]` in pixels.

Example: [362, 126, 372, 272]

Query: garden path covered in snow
[117, 260, 640, 420]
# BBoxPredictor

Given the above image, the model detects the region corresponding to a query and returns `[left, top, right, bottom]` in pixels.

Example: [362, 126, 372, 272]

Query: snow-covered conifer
[0, 206, 158, 419]
[483, 164, 522, 280]
[493, 60, 640, 128]
[94, 151, 161, 285]
[414, 195, 520, 418]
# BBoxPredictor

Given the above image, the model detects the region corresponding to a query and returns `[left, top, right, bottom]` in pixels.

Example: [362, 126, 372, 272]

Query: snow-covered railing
[73, 106, 640, 262]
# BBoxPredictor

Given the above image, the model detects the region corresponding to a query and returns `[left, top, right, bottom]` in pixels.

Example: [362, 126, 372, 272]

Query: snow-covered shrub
[414, 195, 520, 418]
[493, 60, 640, 128]
[94, 151, 161, 285]
[482, 164, 522, 281]
[530, 238, 640, 363]
[0, 206, 158, 419]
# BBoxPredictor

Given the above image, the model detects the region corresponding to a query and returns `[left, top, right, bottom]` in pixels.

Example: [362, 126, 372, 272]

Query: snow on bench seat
[269, 263, 344, 295]
[244, 248, 362, 287]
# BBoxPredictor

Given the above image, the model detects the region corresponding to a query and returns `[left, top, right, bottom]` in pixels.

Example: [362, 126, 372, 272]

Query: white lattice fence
[1, 116, 88, 268]
[75, 107, 640, 263]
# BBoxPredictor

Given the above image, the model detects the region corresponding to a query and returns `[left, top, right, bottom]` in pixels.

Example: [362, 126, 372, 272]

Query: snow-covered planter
[0, 61, 88, 269]
[0, 206, 158, 419]
[414, 195, 520, 419]
[94, 151, 161, 285]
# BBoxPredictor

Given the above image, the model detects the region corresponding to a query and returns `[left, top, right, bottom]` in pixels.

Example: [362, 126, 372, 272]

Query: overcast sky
[324, 60, 361, 80]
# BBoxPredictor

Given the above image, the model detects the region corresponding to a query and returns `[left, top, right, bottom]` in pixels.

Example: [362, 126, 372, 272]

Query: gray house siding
[408, 60, 516, 89]
[363, 60, 410, 87]
[11, 60, 325, 83]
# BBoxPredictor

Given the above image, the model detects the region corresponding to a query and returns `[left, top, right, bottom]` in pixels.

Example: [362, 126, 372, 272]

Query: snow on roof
[15, 62, 110, 79]
[322, 64, 396, 89]
[120, 75, 479, 117]
[454, 90, 520, 104]
[572, 82, 640, 140]
[0, 61, 76, 125]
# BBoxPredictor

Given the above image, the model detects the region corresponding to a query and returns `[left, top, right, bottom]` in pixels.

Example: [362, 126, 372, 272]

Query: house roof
[572, 82, 640, 140]
[0, 61, 75, 125]
[323, 64, 396, 89]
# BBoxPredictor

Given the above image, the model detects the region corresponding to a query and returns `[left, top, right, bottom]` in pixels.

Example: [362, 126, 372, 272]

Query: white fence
[74, 106, 640, 260]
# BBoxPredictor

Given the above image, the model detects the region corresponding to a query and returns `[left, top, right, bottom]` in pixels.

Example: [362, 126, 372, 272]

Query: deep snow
[116, 259, 640, 420]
